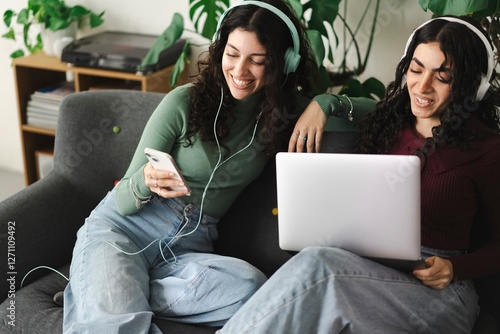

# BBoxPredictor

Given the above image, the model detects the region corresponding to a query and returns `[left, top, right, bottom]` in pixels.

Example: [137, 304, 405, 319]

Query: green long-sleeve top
[116, 84, 376, 217]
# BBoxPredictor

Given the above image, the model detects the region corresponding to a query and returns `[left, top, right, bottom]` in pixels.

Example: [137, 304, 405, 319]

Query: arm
[115, 86, 191, 216]
[289, 94, 377, 152]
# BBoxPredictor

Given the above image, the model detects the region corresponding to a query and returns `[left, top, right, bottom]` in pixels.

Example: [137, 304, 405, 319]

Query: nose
[418, 72, 434, 93]
[233, 58, 248, 76]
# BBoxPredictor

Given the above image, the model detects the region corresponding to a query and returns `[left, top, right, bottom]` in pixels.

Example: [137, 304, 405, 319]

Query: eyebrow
[226, 43, 267, 57]
[412, 57, 451, 73]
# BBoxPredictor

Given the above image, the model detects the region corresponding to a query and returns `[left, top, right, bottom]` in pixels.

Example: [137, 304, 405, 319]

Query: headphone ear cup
[283, 47, 301, 75]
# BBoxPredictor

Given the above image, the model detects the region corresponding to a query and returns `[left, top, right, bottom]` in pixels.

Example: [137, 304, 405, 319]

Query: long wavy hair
[356, 15, 500, 154]
[187, 0, 320, 155]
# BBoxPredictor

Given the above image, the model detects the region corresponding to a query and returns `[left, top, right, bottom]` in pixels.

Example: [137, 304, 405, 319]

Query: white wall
[0, 0, 431, 173]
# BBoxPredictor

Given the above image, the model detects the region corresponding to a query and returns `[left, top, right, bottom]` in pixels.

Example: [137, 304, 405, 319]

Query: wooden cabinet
[13, 52, 183, 185]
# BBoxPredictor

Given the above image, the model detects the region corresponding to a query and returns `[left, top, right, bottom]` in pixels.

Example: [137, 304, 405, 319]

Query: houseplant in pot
[2, 0, 104, 58]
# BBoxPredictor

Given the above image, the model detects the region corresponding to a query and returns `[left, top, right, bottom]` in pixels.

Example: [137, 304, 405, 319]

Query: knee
[291, 246, 354, 273]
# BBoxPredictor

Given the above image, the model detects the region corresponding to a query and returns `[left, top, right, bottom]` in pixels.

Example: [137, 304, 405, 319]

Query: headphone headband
[403, 17, 494, 101]
[213, 0, 301, 75]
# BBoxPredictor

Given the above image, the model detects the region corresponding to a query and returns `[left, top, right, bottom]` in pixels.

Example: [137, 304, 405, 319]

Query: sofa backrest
[55, 90, 166, 200]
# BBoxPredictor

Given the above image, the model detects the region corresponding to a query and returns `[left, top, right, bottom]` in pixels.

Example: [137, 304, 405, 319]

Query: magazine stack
[26, 82, 75, 130]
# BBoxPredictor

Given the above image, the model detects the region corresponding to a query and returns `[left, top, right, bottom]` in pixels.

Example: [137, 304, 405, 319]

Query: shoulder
[159, 83, 193, 105]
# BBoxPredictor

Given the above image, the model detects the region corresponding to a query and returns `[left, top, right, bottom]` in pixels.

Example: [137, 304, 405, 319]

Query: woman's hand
[288, 100, 327, 153]
[412, 256, 454, 290]
[143, 162, 190, 198]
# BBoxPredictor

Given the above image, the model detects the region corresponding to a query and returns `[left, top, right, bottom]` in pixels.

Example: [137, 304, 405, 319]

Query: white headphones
[212, 0, 301, 75]
[402, 17, 494, 101]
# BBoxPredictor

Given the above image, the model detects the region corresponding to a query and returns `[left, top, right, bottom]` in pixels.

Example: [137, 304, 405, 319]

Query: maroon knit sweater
[389, 121, 500, 280]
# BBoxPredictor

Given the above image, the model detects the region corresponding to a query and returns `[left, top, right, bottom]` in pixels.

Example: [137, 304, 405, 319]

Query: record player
[61, 31, 185, 75]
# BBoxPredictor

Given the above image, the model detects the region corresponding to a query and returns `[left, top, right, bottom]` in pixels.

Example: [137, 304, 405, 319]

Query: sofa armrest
[0, 172, 100, 300]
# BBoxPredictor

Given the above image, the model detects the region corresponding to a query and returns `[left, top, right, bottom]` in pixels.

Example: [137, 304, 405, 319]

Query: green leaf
[17, 8, 31, 25]
[361, 77, 385, 100]
[70, 5, 90, 18]
[10, 49, 25, 58]
[338, 78, 362, 97]
[170, 40, 191, 87]
[2, 28, 16, 40]
[302, 0, 341, 38]
[338, 77, 385, 100]
[89, 11, 105, 28]
[285, 0, 303, 19]
[3, 10, 15, 27]
[306, 29, 325, 67]
[49, 16, 70, 30]
[418, 0, 490, 16]
[140, 13, 184, 69]
[190, 0, 230, 40]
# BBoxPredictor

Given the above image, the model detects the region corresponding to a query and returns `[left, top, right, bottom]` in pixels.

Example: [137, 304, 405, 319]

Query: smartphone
[144, 147, 191, 195]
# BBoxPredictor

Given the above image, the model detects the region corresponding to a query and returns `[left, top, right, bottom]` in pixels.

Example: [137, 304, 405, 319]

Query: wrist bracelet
[342, 94, 354, 122]
[330, 95, 345, 117]
[130, 179, 151, 209]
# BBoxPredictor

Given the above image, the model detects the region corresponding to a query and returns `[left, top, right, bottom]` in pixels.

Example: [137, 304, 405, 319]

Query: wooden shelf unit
[13, 52, 183, 185]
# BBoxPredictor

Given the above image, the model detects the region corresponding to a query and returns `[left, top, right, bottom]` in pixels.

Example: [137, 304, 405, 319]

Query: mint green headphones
[213, 0, 302, 75]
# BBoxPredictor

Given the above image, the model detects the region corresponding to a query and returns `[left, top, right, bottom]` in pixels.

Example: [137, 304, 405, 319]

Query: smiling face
[407, 42, 452, 135]
[222, 28, 267, 100]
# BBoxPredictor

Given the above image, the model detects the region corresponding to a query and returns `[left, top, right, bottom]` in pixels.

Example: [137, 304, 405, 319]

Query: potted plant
[162, 0, 384, 98]
[2, 0, 104, 58]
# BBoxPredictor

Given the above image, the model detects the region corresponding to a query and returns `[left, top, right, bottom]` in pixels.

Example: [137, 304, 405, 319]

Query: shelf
[21, 125, 56, 136]
[13, 51, 186, 185]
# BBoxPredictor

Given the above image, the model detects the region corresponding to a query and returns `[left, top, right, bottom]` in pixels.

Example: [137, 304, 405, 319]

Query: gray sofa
[0, 90, 498, 333]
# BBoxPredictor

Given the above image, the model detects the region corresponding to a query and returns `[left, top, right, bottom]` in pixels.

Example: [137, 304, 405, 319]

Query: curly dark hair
[186, 0, 321, 155]
[356, 15, 500, 154]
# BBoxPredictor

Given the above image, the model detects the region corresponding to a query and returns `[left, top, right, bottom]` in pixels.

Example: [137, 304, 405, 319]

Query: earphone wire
[169, 87, 262, 240]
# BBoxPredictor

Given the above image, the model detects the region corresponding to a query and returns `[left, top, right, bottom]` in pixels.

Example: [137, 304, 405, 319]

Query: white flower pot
[41, 22, 77, 58]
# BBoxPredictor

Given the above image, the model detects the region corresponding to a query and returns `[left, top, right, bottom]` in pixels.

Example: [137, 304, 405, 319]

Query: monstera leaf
[418, 0, 500, 17]
[189, 0, 230, 40]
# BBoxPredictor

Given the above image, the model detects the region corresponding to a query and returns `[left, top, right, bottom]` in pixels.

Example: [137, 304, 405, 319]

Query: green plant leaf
[170, 40, 191, 87]
[70, 5, 90, 18]
[418, 0, 491, 16]
[89, 11, 105, 28]
[2, 28, 16, 40]
[285, 0, 304, 19]
[306, 29, 325, 67]
[17, 8, 31, 25]
[189, 0, 230, 40]
[361, 77, 385, 100]
[338, 77, 385, 100]
[140, 13, 184, 69]
[10, 49, 25, 58]
[302, 0, 340, 38]
[4, 10, 15, 27]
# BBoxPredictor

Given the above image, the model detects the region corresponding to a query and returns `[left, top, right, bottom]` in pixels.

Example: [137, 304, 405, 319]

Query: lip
[413, 93, 434, 108]
[231, 75, 254, 89]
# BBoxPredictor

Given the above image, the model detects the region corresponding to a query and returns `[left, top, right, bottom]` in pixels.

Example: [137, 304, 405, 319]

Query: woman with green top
[62, 0, 372, 333]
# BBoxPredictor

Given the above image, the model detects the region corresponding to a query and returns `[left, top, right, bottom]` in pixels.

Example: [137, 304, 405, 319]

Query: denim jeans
[63, 187, 267, 334]
[219, 246, 479, 334]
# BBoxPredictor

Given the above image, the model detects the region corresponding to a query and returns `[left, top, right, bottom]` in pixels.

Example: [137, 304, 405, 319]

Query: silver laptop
[276, 152, 425, 271]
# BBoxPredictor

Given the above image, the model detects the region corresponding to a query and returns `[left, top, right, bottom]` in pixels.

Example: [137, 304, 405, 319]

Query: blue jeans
[219, 246, 479, 334]
[63, 188, 267, 334]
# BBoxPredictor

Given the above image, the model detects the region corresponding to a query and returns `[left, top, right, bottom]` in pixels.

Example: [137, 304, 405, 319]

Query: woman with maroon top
[218, 16, 500, 333]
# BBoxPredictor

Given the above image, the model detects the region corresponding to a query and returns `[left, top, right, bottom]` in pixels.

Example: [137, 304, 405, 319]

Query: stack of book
[26, 82, 75, 130]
